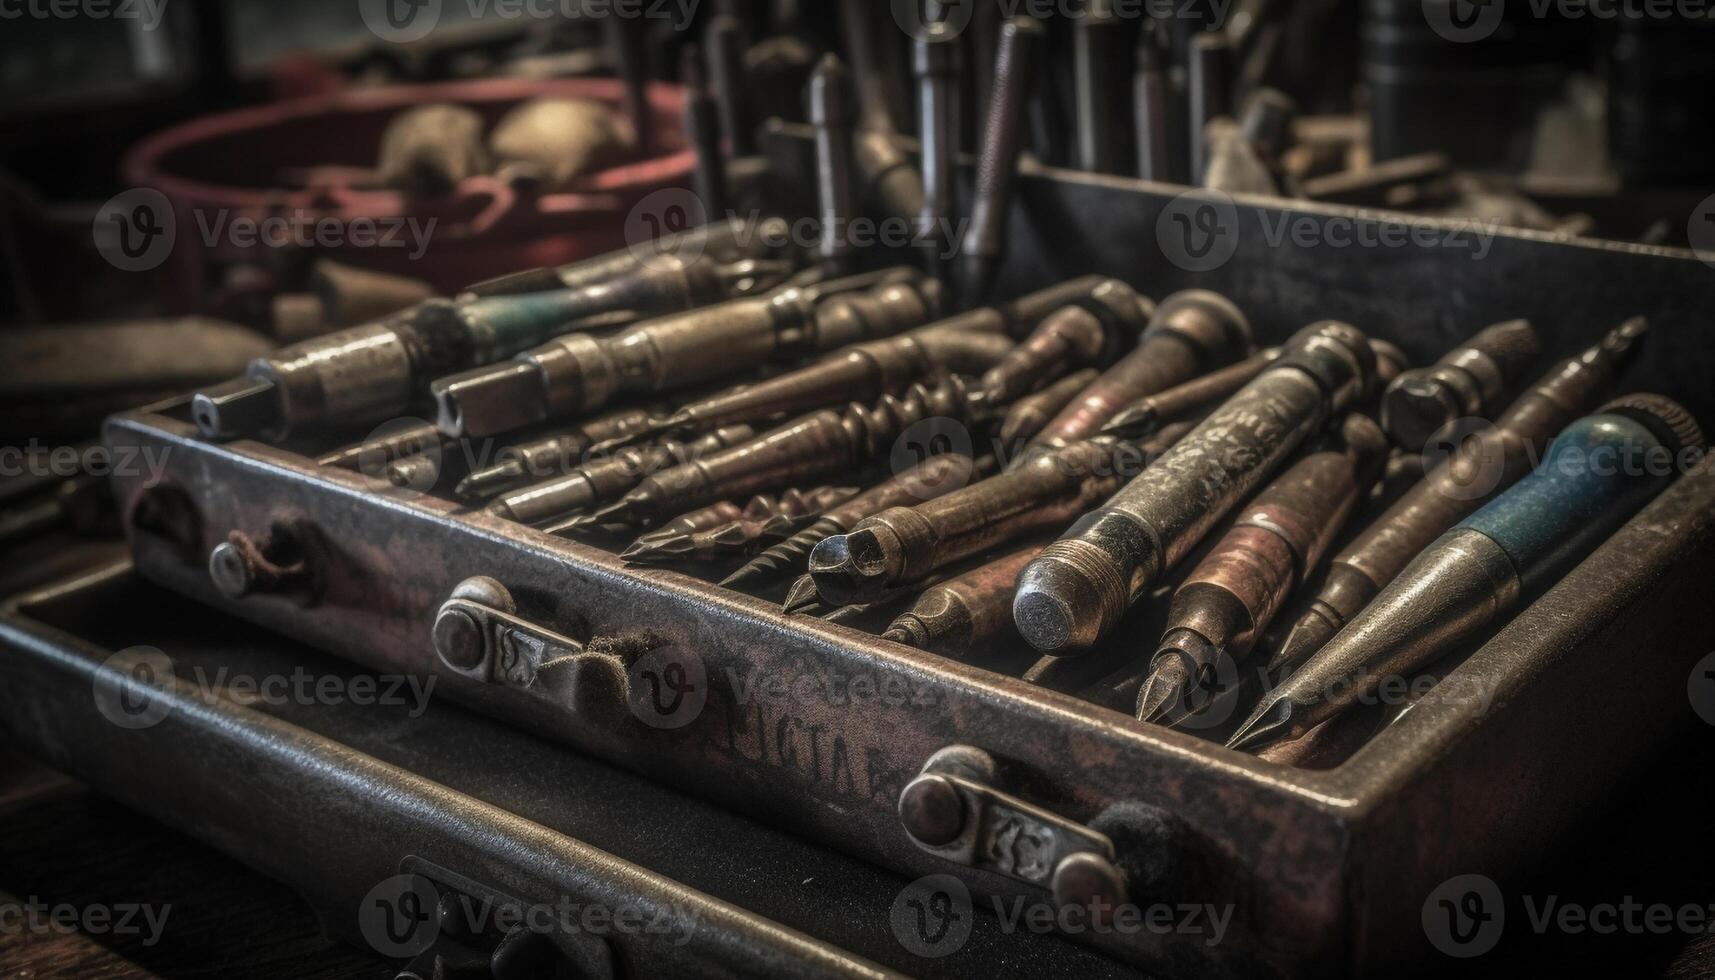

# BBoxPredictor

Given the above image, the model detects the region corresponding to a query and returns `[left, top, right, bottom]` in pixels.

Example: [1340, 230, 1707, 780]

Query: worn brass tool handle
[898, 745, 1127, 920]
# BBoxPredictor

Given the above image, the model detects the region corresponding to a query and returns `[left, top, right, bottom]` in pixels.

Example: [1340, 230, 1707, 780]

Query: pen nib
[1134, 654, 1195, 726]
[1266, 608, 1339, 676]
[781, 575, 823, 614]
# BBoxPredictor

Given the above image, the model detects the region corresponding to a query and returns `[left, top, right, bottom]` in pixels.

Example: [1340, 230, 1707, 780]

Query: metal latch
[430, 577, 633, 727]
[898, 745, 1127, 919]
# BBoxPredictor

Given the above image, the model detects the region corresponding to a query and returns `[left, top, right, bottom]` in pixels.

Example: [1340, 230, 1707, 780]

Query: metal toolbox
[100, 151, 1715, 977]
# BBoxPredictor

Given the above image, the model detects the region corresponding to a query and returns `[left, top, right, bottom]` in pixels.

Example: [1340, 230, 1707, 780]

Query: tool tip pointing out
[1226, 697, 1297, 752]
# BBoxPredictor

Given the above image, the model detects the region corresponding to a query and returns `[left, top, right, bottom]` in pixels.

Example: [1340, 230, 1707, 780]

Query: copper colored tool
[1379, 319, 1542, 451]
[998, 369, 1098, 448]
[882, 543, 1048, 658]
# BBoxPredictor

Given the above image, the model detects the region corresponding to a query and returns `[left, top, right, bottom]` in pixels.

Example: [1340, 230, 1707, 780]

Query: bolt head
[1051, 851, 1127, 925]
[898, 775, 964, 846]
[433, 608, 485, 671]
[208, 542, 254, 599]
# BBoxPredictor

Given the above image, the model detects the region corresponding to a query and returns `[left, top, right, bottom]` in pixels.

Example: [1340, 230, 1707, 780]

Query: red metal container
[123, 76, 695, 308]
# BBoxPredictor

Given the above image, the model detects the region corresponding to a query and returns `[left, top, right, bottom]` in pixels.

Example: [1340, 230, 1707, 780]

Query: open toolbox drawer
[100, 153, 1715, 977]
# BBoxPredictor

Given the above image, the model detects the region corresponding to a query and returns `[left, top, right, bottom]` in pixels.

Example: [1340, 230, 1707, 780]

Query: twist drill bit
[431, 267, 938, 438]
[1135, 415, 1391, 727]
[1100, 347, 1285, 441]
[454, 405, 663, 499]
[1029, 289, 1252, 452]
[980, 279, 1153, 405]
[810, 423, 1197, 607]
[1186, 30, 1231, 183]
[1133, 22, 1170, 182]
[721, 452, 993, 589]
[681, 47, 730, 220]
[1269, 318, 1649, 674]
[1073, 0, 1129, 174]
[1231, 394, 1703, 750]
[882, 542, 1047, 657]
[1380, 319, 1543, 451]
[959, 16, 1047, 307]
[588, 375, 990, 528]
[490, 426, 755, 526]
[810, 54, 859, 272]
[999, 369, 1098, 447]
[1014, 321, 1379, 654]
[194, 238, 795, 441]
[913, 0, 962, 277]
[622, 485, 858, 563]
[632, 277, 1124, 444]
[705, 14, 756, 158]
[461, 216, 789, 298]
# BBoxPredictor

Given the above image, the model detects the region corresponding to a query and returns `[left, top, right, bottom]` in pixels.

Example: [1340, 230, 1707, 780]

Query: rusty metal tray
[103, 157, 1715, 978]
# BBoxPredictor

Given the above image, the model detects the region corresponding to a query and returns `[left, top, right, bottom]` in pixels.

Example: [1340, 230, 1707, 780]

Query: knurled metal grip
[898, 745, 1127, 921]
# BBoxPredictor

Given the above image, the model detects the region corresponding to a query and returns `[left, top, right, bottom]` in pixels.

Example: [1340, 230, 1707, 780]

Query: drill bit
[913, 0, 962, 277]
[587, 375, 992, 529]
[810, 54, 858, 272]
[621, 485, 858, 563]
[1135, 415, 1390, 727]
[1073, 0, 1129, 174]
[1268, 318, 1649, 675]
[1029, 289, 1252, 452]
[194, 234, 795, 441]
[959, 16, 1046, 307]
[431, 267, 937, 438]
[721, 452, 994, 589]
[627, 499, 745, 546]
[705, 14, 756, 157]
[809, 423, 1196, 607]
[490, 426, 755, 526]
[454, 406, 663, 499]
[882, 542, 1047, 658]
[681, 47, 730, 220]
[980, 279, 1153, 405]
[1014, 321, 1379, 655]
[1380, 319, 1543, 451]
[1186, 30, 1231, 184]
[782, 573, 823, 614]
[629, 277, 1124, 445]
[316, 420, 448, 472]
[1099, 347, 1285, 441]
[1231, 394, 1702, 750]
[998, 369, 1098, 448]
